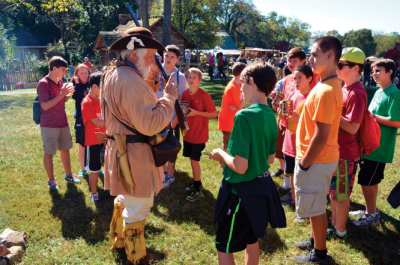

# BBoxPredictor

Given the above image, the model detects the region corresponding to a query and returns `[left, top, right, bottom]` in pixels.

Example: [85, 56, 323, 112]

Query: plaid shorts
[329, 159, 358, 202]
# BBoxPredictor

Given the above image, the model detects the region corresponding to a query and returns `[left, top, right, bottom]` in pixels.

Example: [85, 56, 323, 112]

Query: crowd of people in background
[35, 33, 400, 264]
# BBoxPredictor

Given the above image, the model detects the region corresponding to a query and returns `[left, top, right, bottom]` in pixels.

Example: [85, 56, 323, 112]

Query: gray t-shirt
[156, 67, 187, 121]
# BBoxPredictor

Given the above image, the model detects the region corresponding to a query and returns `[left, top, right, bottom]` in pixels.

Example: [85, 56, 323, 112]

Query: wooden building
[93, 16, 200, 66]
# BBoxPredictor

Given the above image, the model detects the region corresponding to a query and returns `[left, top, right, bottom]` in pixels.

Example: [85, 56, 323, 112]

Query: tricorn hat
[109, 27, 165, 51]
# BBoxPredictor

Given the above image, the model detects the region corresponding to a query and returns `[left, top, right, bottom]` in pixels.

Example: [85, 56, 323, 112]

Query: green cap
[340, 47, 366, 64]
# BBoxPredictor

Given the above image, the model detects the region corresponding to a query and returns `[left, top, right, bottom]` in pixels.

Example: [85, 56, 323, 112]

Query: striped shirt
[37, 75, 68, 128]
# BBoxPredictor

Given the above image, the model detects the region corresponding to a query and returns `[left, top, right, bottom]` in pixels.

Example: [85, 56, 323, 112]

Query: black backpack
[33, 95, 41, 124]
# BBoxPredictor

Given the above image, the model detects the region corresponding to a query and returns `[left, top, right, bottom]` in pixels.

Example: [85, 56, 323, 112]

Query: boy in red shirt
[181, 68, 217, 201]
[218, 62, 247, 151]
[81, 72, 106, 202]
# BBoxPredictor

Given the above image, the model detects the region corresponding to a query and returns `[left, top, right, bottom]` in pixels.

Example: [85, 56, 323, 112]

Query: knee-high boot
[109, 196, 125, 251]
[123, 220, 146, 265]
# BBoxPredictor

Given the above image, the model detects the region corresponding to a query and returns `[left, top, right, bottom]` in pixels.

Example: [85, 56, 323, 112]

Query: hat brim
[109, 34, 165, 51]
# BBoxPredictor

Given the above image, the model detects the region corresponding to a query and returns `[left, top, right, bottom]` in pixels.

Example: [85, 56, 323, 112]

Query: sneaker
[78, 169, 87, 178]
[294, 238, 314, 251]
[185, 183, 203, 192]
[326, 226, 347, 240]
[294, 249, 331, 264]
[48, 179, 59, 190]
[282, 197, 295, 207]
[162, 173, 176, 189]
[186, 190, 202, 202]
[349, 208, 379, 218]
[294, 215, 306, 223]
[65, 173, 81, 184]
[271, 168, 284, 177]
[280, 191, 293, 201]
[89, 192, 102, 202]
[277, 186, 291, 197]
[353, 213, 380, 228]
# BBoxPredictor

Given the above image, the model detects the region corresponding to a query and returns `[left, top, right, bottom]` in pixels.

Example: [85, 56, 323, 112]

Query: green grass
[0, 80, 399, 265]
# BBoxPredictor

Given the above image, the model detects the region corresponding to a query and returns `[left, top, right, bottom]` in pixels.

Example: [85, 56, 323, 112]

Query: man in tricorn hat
[101, 27, 178, 264]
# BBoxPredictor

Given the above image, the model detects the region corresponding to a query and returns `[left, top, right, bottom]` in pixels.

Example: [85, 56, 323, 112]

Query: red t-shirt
[338, 81, 367, 160]
[83, 61, 92, 69]
[282, 90, 308, 157]
[37, 75, 68, 128]
[82, 95, 106, 146]
[181, 88, 217, 144]
[218, 81, 242, 132]
[384, 48, 400, 67]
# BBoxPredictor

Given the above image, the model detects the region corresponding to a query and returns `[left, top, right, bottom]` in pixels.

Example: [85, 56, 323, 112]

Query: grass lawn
[0, 79, 399, 265]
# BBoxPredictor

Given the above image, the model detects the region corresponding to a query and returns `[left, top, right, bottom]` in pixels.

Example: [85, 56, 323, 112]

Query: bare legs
[218, 242, 259, 265]
[310, 213, 327, 251]
[89, 172, 100, 194]
[330, 199, 350, 232]
[361, 184, 379, 214]
[44, 149, 72, 180]
[191, 160, 201, 181]
[78, 144, 85, 170]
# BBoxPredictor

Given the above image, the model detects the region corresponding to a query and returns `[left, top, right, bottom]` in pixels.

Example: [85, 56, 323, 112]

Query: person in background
[83, 57, 92, 69]
[277, 58, 285, 79]
[200, 53, 207, 72]
[208, 53, 215, 80]
[384, 42, 400, 69]
[218, 53, 227, 80]
[69, 64, 75, 81]
[364, 59, 371, 87]
[71, 64, 93, 178]
[185, 49, 191, 72]
[156, 45, 188, 188]
[274, 66, 291, 93]
[181, 68, 217, 202]
[37, 56, 78, 189]
[81, 72, 106, 202]
[218, 62, 247, 152]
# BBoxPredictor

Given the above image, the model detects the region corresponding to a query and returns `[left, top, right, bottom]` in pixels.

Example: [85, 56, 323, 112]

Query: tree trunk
[141, 0, 150, 29]
[163, 0, 172, 46]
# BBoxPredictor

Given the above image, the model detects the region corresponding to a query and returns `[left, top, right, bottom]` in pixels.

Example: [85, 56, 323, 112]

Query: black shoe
[277, 186, 291, 197]
[271, 168, 284, 177]
[295, 239, 314, 250]
[294, 249, 331, 264]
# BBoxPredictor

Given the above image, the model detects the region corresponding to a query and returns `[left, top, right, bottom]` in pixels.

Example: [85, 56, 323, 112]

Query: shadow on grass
[152, 169, 217, 236]
[345, 201, 400, 265]
[49, 182, 114, 245]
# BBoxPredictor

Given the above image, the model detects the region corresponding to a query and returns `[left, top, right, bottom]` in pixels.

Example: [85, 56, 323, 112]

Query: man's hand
[61, 83, 74, 97]
[164, 72, 178, 100]
[209, 148, 224, 162]
[229, 105, 237, 111]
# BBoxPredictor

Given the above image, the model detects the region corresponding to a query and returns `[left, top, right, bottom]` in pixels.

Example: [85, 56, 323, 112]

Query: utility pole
[141, 0, 150, 28]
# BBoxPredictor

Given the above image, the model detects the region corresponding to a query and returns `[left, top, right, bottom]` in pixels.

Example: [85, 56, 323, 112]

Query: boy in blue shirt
[210, 62, 286, 264]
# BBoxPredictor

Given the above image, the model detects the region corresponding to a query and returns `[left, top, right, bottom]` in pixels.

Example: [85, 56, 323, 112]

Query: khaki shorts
[294, 159, 337, 218]
[41, 126, 73, 155]
[222, 131, 231, 151]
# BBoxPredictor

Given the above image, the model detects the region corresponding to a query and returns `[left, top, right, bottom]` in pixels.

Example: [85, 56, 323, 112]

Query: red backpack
[358, 98, 381, 156]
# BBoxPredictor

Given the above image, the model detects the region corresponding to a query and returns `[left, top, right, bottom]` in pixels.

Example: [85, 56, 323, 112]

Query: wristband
[299, 163, 311, 171]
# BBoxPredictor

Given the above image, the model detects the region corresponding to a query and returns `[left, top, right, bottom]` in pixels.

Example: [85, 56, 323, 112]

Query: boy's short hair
[283, 65, 291, 76]
[371, 59, 396, 80]
[295, 64, 313, 84]
[287, 48, 306, 61]
[89, 72, 102, 88]
[241, 61, 277, 97]
[187, 67, 202, 80]
[232, 62, 247, 76]
[314, 36, 342, 63]
[49, 56, 68, 71]
[165, 45, 180, 58]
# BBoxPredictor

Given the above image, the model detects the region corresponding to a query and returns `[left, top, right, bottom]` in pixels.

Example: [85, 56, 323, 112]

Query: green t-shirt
[223, 104, 278, 184]
[364, 85, 400, 163]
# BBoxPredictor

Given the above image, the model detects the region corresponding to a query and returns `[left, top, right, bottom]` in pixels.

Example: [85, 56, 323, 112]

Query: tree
[326, 29, 343, 42]
[343, 29, 377, 56]
[374, 32, 400, 57]
[141, 0, 150, 28]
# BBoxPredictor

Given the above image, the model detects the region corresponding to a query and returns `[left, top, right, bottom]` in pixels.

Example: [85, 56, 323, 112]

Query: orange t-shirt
[218, 81, 242, 132]
[295, 79, 343, 163]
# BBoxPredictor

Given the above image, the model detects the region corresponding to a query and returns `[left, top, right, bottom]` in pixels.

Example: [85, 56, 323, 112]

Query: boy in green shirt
[210, 62, 286, 264]
[353, 59, 400, 228]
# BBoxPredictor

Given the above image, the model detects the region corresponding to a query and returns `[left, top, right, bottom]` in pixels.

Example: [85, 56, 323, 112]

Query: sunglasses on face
[371, 69, 381, 74]
[337, 63, 356, 70]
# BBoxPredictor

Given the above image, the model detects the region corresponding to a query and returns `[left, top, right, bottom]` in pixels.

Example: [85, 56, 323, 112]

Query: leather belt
[108, 134, 146, 144]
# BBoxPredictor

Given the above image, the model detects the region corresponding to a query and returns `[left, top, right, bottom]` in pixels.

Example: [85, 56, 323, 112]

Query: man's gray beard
[136, 58, 150, 79]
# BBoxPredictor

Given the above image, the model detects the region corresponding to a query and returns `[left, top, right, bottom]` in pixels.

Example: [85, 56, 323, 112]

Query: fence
[0, 70, 45, 90]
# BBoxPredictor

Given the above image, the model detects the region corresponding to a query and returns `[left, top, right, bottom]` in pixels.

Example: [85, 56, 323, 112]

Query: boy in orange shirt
[218, 62, 247, 151]
[293, 36, 343, 264]
[182, 68, 217, 201]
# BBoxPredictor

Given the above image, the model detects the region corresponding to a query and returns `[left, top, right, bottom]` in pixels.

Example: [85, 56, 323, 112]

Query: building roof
[8, 30, 54, 47]
[215, 32, 237, 50]
[93, 16, 199, 51]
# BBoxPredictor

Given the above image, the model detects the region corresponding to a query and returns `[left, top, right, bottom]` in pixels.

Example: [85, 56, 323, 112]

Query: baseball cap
[340, 47, 366, 64]
[395, 42, 400, 47]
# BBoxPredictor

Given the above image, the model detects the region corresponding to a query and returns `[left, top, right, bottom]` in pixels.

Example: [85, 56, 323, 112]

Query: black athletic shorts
[284, 154, 295, 176]
[358, 157, 386, 186]
[85, 144, 104, 172]
[74, 119, 84, 146]
[183, 141, 205, 161]
[215, 192, 258, 253]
